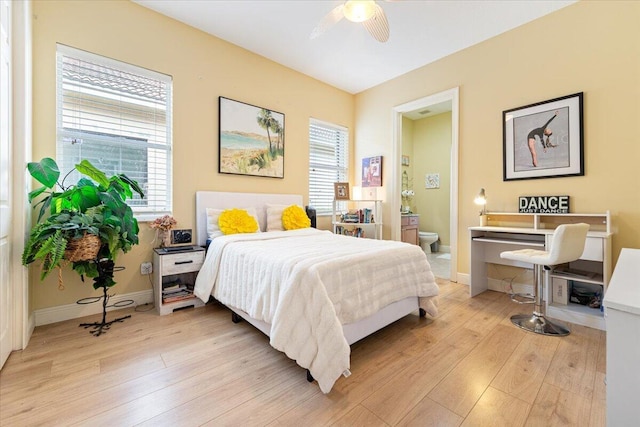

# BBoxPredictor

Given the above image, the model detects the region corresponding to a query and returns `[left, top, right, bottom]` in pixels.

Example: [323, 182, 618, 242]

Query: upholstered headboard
[195, 191, 304, 246]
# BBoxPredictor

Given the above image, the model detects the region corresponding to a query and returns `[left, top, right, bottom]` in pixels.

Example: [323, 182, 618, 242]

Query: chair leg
[510, 264, 570, 336]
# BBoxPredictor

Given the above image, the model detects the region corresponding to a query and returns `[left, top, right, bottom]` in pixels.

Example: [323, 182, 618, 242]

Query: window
[56, 44, 172, 219]
[309, 119, 349, 215]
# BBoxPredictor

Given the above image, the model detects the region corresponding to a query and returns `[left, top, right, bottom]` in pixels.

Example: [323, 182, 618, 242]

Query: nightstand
[153, 247, 205, 315]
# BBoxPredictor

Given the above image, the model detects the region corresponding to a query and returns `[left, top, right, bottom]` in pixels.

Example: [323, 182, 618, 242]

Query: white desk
[603, 248, 640, 426]
[469, 213, 613, 330]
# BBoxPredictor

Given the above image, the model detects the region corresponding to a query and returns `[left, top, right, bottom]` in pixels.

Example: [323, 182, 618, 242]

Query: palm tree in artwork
[270, 120, 283, 153]
[257, 109, 276, 154]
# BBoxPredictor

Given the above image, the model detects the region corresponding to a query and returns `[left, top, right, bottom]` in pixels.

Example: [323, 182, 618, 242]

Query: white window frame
[309, 118, 349, 215]
[56, 44, 172, 220]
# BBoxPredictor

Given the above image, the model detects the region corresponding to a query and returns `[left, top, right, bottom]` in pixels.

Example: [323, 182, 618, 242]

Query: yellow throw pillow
[282, 205, 311, 230]
[218, 208, 259, 235]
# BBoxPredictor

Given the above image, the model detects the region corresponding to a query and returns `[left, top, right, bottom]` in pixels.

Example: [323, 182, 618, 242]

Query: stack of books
[335, 226, 365, 238]
[341, 211, 361, 223]
[340, 209, 374, 224]
[360, 208, 374, 223]
[162, 281, 195, 303]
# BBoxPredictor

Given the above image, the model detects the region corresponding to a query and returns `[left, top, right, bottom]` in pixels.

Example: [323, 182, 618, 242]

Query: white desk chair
[500, 223, 590, 336]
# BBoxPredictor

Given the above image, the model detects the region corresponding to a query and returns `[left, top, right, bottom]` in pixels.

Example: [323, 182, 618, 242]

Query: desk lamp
[475, 188, 488, 226]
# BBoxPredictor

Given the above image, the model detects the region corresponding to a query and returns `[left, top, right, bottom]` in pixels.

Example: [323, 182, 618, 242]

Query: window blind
[309, 119, 349, 215]
[56, 44, 173, 218]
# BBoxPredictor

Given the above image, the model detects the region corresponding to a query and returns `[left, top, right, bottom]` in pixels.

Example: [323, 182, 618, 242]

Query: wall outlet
[140, 262, 153, 275]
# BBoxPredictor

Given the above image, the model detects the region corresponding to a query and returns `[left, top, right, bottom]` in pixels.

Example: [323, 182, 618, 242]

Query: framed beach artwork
[362, 156, 382, 187]
[503, 92, 583, 181]
[219, 97, 285, 178]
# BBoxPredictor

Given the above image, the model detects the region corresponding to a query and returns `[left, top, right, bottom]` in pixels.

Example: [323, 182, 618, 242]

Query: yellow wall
[31, 0, 354, 309]
[412, 113, 452, 247]
[29, 0, 640, 310]
[355, 0, 640, 275]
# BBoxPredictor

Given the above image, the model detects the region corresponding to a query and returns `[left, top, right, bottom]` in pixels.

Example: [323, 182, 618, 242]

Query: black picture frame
[503, 92, 583, 181]
[218, 97, 285, 178]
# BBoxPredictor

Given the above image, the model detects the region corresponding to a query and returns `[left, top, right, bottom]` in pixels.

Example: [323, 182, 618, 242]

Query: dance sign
[519, 195, 570, 213]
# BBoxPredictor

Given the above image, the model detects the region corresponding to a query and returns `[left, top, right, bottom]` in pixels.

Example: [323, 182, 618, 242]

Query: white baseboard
[457, 272, 469, 286]
[28, 313, 36, 340]
[34, 289, 153, 326]
[32, 279, 530, 326]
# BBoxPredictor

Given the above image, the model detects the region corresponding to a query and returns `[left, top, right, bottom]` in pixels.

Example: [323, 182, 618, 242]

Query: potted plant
[23, 157, 146, 335]
[22, 157, 145, 290]
[22, 208, 100, 283]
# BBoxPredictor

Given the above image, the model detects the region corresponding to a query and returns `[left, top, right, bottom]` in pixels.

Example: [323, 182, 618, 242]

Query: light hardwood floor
[0, 280, 606, 426]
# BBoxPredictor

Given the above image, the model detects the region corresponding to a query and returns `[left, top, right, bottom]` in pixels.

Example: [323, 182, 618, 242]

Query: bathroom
[401, 104, 452, 279]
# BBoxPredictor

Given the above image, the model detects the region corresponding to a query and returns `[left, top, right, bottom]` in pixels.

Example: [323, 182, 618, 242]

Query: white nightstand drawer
[161, 251, 204, 275]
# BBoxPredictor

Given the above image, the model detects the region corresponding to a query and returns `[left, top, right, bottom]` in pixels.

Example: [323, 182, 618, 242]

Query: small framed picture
[401, 155, 410, 166]
[425, 173, 440, 189]
[171, 229, 193, 246]
[362, 156, 382, 187]
[334, 182, 350, 200]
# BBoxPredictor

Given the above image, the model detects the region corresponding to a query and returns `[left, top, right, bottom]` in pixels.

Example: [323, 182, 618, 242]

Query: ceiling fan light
[343, 0, 376, 23]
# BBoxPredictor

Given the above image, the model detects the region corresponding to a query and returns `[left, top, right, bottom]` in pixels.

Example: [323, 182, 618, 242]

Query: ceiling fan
[311, 0, 390, 43]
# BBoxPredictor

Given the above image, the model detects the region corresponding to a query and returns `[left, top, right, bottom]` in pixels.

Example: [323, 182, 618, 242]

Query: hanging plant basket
[64, 234, 101, 262]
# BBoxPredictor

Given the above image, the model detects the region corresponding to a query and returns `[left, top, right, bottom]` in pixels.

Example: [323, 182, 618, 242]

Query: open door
[0, 0, 13, 369]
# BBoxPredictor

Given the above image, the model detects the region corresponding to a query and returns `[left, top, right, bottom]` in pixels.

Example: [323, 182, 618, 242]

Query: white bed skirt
[226, 296, 420, 346]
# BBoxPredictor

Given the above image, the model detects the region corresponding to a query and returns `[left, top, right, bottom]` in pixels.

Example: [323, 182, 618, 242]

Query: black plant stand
[78, 259, 133, 336]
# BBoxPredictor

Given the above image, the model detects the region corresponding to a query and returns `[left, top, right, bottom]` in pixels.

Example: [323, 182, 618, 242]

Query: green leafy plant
[22, 158, 144, 288]
[22, 209, 98, 280]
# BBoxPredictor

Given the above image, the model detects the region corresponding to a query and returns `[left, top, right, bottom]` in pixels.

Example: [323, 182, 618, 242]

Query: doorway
[1, 0, 32, 369]
[391, 88, 459, 282]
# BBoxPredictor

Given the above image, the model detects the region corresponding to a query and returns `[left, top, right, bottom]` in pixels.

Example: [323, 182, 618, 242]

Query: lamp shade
[474, 188, 487, 215]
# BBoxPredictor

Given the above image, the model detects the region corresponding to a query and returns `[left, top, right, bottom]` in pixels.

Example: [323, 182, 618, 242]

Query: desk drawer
[161, 251, 204, 275]
[581, 237, 603, 261]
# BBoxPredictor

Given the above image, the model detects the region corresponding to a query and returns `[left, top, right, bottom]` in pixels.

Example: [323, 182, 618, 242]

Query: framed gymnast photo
[503, 92, 583, 181]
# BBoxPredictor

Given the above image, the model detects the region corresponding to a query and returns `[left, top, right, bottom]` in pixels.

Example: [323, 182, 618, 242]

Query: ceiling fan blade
[362, 3, 389, 42]
[310, 4, 345, 39]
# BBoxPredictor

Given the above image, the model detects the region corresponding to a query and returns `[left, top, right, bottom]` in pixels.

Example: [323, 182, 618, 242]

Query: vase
[157, 230, 172, 248]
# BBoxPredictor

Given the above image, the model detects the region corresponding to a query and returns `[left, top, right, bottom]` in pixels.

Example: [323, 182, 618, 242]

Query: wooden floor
[0, 280, 606, 426]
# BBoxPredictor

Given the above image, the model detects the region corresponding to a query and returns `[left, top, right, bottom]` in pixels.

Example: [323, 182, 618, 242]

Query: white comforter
[194, 228, 438, 393]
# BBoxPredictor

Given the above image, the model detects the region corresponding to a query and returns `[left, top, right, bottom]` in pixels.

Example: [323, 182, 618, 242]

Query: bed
[193, 191, 439, 393]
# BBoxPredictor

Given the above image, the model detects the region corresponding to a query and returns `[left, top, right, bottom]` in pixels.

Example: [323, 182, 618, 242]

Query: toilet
[419, 231, 439, 253]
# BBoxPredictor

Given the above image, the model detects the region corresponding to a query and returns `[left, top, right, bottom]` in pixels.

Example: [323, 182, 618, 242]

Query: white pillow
[206, 207, 260, 239]
[266, 204, 288, 232]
